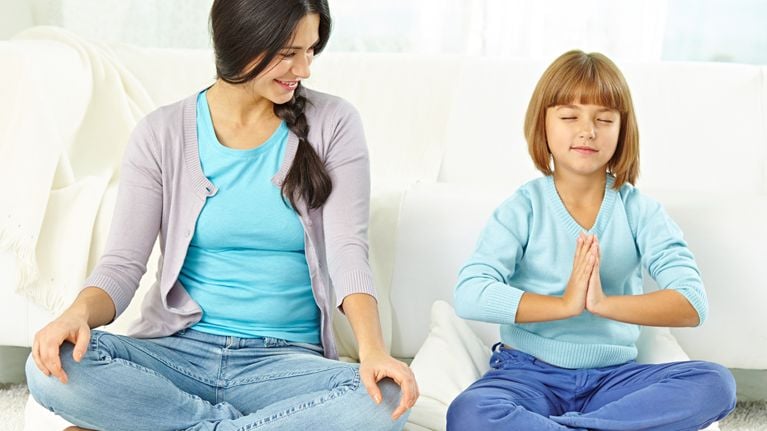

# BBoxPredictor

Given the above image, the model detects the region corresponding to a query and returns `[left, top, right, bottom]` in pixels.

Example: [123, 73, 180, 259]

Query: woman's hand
[359, 349, 419, 421]
[31, 311, 91, 384]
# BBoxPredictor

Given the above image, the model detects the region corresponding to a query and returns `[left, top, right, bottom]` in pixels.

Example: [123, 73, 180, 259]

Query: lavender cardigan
[84, 88, 377, 359]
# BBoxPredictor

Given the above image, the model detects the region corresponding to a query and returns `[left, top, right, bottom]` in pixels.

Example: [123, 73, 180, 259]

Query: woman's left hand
[359, 350, 419, 421]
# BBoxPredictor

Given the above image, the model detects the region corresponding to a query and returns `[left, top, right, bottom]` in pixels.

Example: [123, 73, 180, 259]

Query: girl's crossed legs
[447, 345, 735, 431]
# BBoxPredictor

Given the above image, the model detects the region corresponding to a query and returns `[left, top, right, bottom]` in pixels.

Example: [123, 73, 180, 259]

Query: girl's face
[545, 102, 621, 179]
[248, 13, 320, 105]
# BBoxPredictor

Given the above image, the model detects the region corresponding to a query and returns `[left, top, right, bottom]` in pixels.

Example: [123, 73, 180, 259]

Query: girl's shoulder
[616, 181, 663, 214]
[493, 177, 546, 217]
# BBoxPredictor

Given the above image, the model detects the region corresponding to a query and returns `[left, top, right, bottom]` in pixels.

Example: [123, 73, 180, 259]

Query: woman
[26, 1, 417, 430]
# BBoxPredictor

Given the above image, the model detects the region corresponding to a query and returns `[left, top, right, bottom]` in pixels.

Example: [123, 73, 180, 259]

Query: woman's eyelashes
[280, 46, 317, 59]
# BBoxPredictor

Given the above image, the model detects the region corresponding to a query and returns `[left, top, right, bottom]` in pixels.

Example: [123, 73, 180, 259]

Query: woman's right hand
[561, 232, 599, 317]
[31, 310, 91, 384]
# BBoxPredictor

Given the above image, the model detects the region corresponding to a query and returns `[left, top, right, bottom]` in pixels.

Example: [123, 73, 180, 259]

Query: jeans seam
[230, 365, 354, 386]
[97, 332, 217, 386]
[233, 368, 361, 430]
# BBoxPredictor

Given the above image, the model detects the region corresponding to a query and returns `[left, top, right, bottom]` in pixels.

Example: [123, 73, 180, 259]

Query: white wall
[0, 0, 34, 39]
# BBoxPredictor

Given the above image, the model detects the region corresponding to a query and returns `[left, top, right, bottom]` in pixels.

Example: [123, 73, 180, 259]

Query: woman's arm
[31, 116, 163, 383]
[342, 293, 418, 421]
[32, 287, 115, 384]
[318, 98, 417, 419]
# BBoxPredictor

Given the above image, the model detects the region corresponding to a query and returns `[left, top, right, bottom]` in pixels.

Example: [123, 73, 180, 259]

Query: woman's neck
[206, 79, 278, 128]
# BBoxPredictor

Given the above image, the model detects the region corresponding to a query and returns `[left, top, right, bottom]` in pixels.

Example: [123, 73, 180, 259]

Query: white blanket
[0, 26, 154, 312]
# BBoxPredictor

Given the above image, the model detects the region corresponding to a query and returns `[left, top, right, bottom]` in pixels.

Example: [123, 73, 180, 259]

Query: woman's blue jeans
[26, 329, 408, 430]
[447, 345, 736, 431]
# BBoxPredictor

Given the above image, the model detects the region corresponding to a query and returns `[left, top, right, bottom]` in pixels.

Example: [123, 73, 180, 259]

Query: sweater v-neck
[544, 174, 617, 237]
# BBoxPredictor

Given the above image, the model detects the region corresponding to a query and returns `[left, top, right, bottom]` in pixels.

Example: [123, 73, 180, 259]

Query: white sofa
[2, 27, 765, 430]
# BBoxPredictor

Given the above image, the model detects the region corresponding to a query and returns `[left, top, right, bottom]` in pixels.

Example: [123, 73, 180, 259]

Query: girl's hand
[359, 350, 419, 421]
[562, 232, 598, 316]
[31, 312, 91, 384]
[586, 237, 607, 313]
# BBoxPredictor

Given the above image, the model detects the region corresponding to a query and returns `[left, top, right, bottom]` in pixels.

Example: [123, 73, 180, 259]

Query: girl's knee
[696, 362, 737, 412]
[447, 390, 487, 430]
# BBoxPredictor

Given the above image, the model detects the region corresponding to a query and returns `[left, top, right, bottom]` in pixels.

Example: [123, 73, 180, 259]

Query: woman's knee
[25, 345, 72, 410]
[25, 342, 96, 411]
[346, 376, 407, 431]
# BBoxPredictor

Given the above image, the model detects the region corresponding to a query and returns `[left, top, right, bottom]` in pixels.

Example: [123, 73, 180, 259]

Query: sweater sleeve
[83, 116, 163, 319]
[454, 192, 530, 325]
[319, 99, 377, 309]
[627, 190, 708, 326]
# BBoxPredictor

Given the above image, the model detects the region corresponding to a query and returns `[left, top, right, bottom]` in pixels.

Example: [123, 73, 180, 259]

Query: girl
[446, 50, 736, 430]
[26, 1, 417, 430]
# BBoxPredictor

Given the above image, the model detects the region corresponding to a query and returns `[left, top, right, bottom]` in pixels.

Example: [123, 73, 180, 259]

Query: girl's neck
[552, 169, 607, 207]
[206, 79, 278, 128]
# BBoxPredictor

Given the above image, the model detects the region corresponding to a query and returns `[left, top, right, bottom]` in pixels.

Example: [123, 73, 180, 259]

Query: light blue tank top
[178, 90, 320, 344]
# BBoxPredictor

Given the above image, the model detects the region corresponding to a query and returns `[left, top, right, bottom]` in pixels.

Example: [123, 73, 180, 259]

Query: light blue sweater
[454, 175, 707, 369]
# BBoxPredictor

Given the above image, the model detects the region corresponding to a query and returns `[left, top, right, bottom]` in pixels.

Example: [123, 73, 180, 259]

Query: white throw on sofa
[3, 26, 766, 430]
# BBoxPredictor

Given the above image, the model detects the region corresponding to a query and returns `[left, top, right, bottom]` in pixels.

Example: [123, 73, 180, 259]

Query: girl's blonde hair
[524, 50, 639, 188]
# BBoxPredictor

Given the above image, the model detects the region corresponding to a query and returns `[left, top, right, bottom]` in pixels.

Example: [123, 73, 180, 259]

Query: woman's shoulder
[139, 93, 195, 131]
[301, 87, 360, 123]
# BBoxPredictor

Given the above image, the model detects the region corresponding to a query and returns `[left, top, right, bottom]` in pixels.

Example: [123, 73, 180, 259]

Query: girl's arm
[589, 191, 707, 327]
[516, 233, 598, 323]
[588, 288, 700, 326]
[456, 196, 598, 324]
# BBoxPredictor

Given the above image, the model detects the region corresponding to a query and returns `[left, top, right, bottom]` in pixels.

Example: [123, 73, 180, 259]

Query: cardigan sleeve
[83, 116, 163, 319]
[319, 99, 377, 309]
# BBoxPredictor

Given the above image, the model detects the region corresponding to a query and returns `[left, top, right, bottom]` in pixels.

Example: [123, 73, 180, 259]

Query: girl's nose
[579, 124, 596, 140]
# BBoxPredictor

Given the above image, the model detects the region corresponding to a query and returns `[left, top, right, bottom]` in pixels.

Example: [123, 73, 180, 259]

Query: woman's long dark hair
[210, 0, 333, 211]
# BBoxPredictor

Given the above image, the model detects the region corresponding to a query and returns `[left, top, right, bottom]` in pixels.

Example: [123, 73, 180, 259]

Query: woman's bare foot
[64, 427, 95, 431]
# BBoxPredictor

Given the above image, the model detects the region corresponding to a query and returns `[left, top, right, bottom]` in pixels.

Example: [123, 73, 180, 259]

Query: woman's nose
[292, 54, 312, 79]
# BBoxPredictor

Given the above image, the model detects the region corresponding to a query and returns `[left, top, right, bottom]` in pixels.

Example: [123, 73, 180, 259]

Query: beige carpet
[1, 383, 766, 430]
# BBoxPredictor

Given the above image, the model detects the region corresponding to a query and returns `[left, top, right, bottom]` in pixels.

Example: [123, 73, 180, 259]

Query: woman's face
[249, 13, 321, 105]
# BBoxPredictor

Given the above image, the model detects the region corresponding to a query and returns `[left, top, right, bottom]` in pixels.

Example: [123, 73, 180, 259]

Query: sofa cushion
[389, 182, 512, 358]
